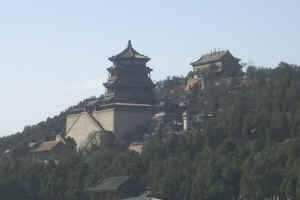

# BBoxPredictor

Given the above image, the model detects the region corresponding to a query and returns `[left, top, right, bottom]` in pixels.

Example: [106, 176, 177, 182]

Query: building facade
[86, 176, 145, 200]
[31, 135, 66, 162]
[190, 50, 241, 75]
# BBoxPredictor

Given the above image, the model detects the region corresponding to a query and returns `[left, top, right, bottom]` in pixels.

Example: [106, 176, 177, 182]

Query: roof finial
[128, 40, 132, 48]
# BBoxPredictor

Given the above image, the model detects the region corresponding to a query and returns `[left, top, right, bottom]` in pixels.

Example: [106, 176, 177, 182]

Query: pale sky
[0, 0, 299, 136]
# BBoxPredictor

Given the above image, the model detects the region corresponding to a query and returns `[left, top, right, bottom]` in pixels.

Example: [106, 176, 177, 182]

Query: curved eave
[191, 57, 240, 67]
[108, 40, 151, 62]
[191, 59, 223, 66]
[108, 56, 150, 62]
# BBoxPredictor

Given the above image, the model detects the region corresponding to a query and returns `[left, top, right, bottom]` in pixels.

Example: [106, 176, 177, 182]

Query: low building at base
[123, 194, 163, 200]
[31, 135, 66, 162]
[86, 176, 145, 200]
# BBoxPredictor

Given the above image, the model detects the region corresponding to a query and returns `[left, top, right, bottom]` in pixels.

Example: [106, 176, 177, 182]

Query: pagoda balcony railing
[116, 80, 154, 87]
[108, 76, 117, 81]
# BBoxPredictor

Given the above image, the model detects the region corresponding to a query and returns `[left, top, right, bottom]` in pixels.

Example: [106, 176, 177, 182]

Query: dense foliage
[1, 63, 300, 200]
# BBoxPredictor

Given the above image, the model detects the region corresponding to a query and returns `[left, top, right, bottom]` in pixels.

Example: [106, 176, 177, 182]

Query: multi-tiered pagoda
[66, 41, 158, 149]
[103, 40, 155, 104]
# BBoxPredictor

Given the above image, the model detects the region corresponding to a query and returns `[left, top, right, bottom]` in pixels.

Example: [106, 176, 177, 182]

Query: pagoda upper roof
[109, 40, 150, 62]
[191, 50, 240, 66]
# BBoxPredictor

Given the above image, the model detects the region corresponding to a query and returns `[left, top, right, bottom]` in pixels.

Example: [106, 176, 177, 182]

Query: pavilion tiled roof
[191, 50, 238, 66]
[32, 140, 60, 152]
[86, 176, 131, 192]
[123, 194, 162, 200]
[128, 143, 143, 154]
[109, 41, 150, 62]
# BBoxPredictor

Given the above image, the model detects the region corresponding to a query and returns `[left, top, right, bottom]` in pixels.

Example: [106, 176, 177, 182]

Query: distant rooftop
[86, 176, 131, 192]
[31, 135, 65, 152]
[191, 50, 239, 66]
[32, 140, 60, 152]
[123, 194, 162, 200]
[109, 40, 150, 62]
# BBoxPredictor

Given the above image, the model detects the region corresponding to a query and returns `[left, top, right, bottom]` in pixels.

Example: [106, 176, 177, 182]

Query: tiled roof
[123, 194, 162, 200]
[86, 176, 131, 192]
[191, 50, 237, 66]
[32, 140, 60, 152]
[109, 41, 150, 62]
[128, 143, 143, 154]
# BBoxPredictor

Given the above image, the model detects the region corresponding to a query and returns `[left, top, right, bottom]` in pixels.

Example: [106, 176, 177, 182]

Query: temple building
[86, 176, 145, 200]
[31, 135, 66, 162]
[185, 50, 241, 92]
[184, 50, 242, 131]
[103, 40, 155, 104]
[190, 50, 241, 75]
[86, 176, 131, 200]
[66, 41, 158, 150]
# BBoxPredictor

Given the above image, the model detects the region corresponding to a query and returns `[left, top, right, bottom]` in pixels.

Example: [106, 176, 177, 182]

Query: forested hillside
[1, 62, 300, 200]
[0, 96, 97, 159]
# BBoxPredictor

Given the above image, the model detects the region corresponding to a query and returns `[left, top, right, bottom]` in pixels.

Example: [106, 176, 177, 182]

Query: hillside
[1, 62, 300, 200]
[0, 96, 98, 159]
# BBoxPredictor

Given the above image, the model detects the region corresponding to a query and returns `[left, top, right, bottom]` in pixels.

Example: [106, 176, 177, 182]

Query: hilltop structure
[66, 41, 158, 150]
[103, 40, 155, 104]
[185, 50, 241, 91]
[184, 50, 242, 130]
[190, 50, 240, 75]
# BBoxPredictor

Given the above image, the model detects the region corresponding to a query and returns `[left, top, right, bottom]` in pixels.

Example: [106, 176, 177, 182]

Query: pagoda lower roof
[96, 103, 159, 111]
[104, 80, 154, 87]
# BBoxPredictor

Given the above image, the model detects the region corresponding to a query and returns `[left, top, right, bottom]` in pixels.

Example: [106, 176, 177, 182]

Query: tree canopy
[1, 63, 300, 200]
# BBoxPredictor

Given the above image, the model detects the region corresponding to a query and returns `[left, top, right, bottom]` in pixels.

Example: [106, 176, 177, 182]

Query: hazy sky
[0, 0, 299, 136]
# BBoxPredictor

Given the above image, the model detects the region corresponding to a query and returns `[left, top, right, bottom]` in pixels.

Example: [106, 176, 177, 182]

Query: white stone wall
[66, 106, 156, 148]
[66, 112, 102, 150]
[66, 114, 80, 133]
[92, 109, 115, 131]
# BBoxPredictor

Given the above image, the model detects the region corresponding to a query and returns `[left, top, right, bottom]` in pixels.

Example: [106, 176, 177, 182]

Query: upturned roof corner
[108, 40, 150, 62]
